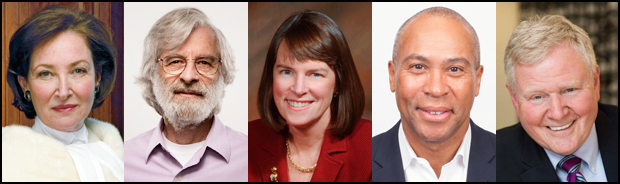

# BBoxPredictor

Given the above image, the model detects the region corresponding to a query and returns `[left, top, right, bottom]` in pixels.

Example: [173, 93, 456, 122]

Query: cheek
[518, 103, 545, 127]
[29, 83, 56, 106]
[272, 78, 290, 99]
[74, 79, 96, 101]
[396, 74, 422, 97]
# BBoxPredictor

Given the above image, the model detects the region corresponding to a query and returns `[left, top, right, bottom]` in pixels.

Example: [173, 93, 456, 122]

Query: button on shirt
[399, 122, 471, 182]
[544, 124, 607, 182]
[124, 115, 248, 182]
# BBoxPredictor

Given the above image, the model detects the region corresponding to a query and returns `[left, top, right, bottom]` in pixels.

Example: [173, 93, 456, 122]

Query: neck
[402, 119, 469, 177]
[163, 115, 213, 145]
[287, 109, 331, 151]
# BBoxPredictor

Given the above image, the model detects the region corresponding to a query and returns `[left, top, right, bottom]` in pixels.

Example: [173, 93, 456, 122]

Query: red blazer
[248, 119, 372, 182]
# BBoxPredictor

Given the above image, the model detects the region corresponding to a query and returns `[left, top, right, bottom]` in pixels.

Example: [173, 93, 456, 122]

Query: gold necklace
[286, 140, 316, 173]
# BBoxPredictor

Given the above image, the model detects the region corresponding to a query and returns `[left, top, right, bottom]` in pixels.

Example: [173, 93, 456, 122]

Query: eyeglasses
[159, 55, 221, 76]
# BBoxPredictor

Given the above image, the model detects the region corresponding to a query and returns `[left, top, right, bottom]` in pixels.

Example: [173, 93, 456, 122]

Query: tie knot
[558, 154, 582, 173]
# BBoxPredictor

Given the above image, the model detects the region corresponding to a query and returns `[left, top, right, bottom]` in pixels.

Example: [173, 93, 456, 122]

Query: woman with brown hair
[248, 10, 371, 182]
[2, 5, 122, 181]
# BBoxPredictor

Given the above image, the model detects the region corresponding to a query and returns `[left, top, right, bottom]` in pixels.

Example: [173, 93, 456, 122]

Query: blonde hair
[504, 15, 596, 92]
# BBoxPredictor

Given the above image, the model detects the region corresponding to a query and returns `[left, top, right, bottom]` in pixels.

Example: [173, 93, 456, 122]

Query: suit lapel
[466, 120, 496, 182]
[595, 106, 619, 182]
[519, 130, 559, 182]
[372, 121, 406, 182]
[311, 130, 346, 182]
[257, 131, 288, 182]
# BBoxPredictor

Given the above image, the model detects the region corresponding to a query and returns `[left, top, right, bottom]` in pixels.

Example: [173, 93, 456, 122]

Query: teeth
[549, 121, 573, 131]
[287, 100, 311, 107]
[429, 111, 446, 115]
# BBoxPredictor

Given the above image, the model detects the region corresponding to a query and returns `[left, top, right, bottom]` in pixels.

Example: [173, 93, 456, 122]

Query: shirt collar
[31, 116, 89, 145]
[544, 124, 599, 173]
[143, 115, 231, 164]
[398, 121, 471, 170]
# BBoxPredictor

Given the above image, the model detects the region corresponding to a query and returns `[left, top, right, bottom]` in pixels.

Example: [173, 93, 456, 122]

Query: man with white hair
[497, 15, 617, 182]
[124, 7, 248, 182]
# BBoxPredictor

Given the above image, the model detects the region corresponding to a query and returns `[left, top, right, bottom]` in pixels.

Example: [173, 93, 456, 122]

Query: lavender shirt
[124, 116, 248, 182]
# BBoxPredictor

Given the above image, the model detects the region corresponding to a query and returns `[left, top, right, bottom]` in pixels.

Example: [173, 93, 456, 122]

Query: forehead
[398, 16, 475, 65]
[514, 45, 591, 92]
[275, 42, 330, 69]
[31, 31, 92, 66]
[162, 26, 217, 56]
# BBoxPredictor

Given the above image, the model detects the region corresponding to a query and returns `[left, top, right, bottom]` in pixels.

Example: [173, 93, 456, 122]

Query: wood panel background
[1, 2, 124, 139]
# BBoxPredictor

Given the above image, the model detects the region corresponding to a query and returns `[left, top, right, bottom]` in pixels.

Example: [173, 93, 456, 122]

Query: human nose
[547, 94, 568, 121]
[56, 75, 73, 100]
[423, 70, 449, 97]
[290, 75, 308, 96]
[179, 60, 200, 84]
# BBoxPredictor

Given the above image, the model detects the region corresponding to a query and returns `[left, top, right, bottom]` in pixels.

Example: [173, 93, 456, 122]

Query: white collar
[544, 124, 599, 173]
[31, 116, 89, 145]
[398, 121, 471, 173]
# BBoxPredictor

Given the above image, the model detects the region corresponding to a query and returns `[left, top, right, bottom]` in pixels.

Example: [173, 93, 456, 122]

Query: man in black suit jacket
[373, 120, 497, 182]
[497, 15, 618, 182]
[372, 7, 496, 182]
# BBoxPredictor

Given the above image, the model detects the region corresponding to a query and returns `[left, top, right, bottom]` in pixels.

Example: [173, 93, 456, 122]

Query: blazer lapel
[372, 121, 406, 182]
[519, 132, 559, 182]
[311, 130, 346, 182]
[257, 131, 288, 182]
[594, 106, 619, 182]
[466, 120, 496, 182]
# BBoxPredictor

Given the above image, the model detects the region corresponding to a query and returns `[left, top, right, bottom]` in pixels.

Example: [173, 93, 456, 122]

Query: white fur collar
[2, 118, 123, 181]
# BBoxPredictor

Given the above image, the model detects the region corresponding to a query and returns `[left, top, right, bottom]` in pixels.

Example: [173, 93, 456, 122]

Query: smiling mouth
[424, 110, 449, 115]
[286, 100, 312, 107]
[548, 121, 574, 131]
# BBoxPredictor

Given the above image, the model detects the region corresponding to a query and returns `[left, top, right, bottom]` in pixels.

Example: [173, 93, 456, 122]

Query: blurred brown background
[1, 2, 124, 139]
[248, 2, 372, 122]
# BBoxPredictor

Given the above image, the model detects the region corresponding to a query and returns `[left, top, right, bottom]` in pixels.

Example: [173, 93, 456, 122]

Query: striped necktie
[558, 154, 587, 182]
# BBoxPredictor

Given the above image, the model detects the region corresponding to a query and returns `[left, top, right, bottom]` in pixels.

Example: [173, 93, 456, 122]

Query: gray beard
[153, 75, 224, 131]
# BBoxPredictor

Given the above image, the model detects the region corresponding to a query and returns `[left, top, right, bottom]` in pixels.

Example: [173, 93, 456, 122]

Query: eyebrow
[402, 54, 471, 65]
[274, 64, 330, 73]
[33, 60, 90, 71]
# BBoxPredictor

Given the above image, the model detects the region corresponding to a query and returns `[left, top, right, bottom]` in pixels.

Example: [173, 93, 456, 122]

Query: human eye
[528, 94, 545, 104]
[281, 70, 292, 76]
[37, 71, 53, 80]
[410, 64, 424, 70]
[448, 66, 462, 72]
[310, 73, 324, 78]
[73, 68, 88, 75]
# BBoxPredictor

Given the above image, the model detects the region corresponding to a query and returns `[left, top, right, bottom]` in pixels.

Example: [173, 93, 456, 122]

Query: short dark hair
[7, 5, 117, 119]
[257, 10, 365, 138]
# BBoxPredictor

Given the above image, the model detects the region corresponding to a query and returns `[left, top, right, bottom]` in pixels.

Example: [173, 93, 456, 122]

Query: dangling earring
[24, 91, 31, 101]
[95, 86, 100, 94]
[333, 91, 338, 98]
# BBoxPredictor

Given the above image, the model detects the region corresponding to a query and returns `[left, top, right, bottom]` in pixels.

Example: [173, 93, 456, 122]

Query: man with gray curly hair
[124, 7, 248, 182]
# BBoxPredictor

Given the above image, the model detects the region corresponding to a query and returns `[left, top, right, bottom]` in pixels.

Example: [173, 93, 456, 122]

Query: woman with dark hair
[249, 10, 371, 182]
[2, 6, 123, 181]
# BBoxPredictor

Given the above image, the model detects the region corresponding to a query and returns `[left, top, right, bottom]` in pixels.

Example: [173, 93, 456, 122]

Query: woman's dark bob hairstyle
[7, 5, 117, 119]
[257, 10, 365, 138]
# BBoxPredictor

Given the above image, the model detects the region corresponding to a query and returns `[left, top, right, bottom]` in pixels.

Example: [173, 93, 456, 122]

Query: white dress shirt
[544, 124, 607, 182]
[399, 122, 471, 182]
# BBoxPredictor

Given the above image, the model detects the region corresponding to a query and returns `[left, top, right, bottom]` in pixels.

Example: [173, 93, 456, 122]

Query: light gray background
[124, 2, 249, 141]
[372, 2, 497, 136]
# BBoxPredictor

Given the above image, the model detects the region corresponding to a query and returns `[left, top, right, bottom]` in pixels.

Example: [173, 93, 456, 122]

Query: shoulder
[372, 121, 398, 147]
[348, 119, 372, 140]
[220, 121, 248, 149]
[124, 127, 157, 162]
[248, 119, 279, 142]
[598, 103, 618, 124]
[84, 118, 124, 159]
[2, 125, 79, 181]
[470, 121, 496, 145]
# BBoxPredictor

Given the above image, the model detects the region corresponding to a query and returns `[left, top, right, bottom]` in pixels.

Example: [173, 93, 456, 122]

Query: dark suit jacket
[248, 119, 372, 182]
[372, 119, 496, 182]
[497, 103, 618, 182]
